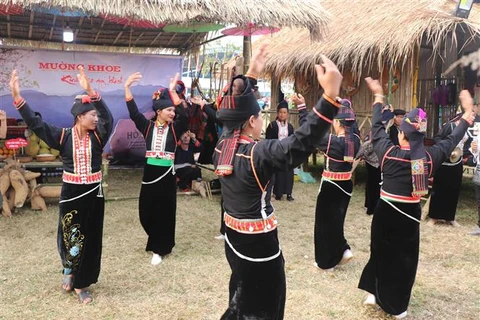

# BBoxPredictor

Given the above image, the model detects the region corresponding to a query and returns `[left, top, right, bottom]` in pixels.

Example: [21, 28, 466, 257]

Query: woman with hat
[265, 100, 295, 201]
[389, 108, 406, 145]
[214, 44, 343, 319]
[10, 67, 114, 304]
[310, 99, 361, 271]
[124, 72, 187, 266]
[427, 107, 469, 227]
[358, 77, 474, 319]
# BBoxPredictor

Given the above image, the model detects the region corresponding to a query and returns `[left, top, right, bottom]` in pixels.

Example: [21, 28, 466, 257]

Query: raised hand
[169, 73, 180, 91]
[291, 93, 305, 106]
[9, 70, 21, 101]
[315, 55, 342, 99]
[125, 72, 142, 88]
[364, 77, 383, 96]
[190, 95, 206, 108]
[168, 73, 181, 105]
[77, 66, 94, 95]
[247, 43, 269, 77]
[459, 90, 474, 124]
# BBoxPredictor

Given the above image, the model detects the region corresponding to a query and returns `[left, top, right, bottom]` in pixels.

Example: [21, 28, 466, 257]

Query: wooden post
[102, 158, 109, 198]
[242, 35, 251, 73]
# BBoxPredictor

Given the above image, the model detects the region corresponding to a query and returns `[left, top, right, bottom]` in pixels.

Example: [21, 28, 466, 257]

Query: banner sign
[5, 137, 28, 150]
[0, 49, 183, 163]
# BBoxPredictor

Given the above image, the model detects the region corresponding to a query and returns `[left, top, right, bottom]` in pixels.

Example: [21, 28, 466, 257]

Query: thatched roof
[258, 0, 480, 78]
[0, 0, 329, 52]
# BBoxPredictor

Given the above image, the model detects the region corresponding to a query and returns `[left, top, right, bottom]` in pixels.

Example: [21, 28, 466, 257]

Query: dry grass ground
[0, 167, 479, 320]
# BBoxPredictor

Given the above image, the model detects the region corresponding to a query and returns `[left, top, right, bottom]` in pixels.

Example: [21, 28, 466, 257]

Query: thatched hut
[0, 0, 329, 53]
[259, 0, 480, 137]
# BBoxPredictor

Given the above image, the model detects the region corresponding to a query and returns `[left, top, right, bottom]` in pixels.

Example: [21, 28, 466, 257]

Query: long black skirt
[314, 179, 352, 269]
[364, 163, 381, 215]
[428, 162, 463, 221]
[273, 169, 294, 198]
[139, 164, 176, 256]
[57, 182, 104, 289]
[358, 199, 420, 315]
[221, 229, 286, 320]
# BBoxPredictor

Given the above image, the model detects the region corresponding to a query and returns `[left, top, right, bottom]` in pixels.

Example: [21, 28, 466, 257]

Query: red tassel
[81, 96, 92, 104]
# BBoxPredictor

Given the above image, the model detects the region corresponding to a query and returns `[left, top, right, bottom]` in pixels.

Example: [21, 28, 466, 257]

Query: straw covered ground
[0, 167, 478, 320]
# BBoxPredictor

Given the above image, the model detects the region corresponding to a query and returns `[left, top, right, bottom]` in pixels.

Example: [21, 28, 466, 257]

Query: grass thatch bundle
[257, 0, 480, 78]
[1, 0, 330, 39]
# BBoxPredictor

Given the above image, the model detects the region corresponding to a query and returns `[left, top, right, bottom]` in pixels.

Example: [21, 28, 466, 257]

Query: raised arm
[10, 70, 63, 150]
[124, 72, 150, 134]
[254, 55, 343, 173]
[364, 77, 394, 160]
[428, 90, 475, 171]
[433, 121, 452, 144]
[291, 93, 308, 126]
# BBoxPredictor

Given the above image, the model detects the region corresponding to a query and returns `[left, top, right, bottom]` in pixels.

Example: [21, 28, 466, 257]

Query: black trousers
[139, 165, 176, 256]
[359, 199, 420, 315]
[175, 166, 202, 189]
[314, 179, 352, 269]
[58, 182, 104, 289]
[221, 229, 286, 320]
[364, 163, 381, 215]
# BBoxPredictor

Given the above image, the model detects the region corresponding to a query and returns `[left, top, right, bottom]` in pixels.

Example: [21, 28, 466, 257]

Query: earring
[248, 133, 253, 138]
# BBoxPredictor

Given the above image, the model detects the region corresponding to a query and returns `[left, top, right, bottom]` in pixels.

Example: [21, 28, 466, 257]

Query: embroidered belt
[224, 212, 278, 234]
[63, 171, 102, 184]
[322, 170, 352, 181]
[145, 151, 175, 160]
[380, 189, 421, 203]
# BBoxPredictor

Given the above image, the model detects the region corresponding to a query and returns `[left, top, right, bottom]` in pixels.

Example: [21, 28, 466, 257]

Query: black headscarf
[215, 75, 260, 176]
[399, 107, 428, 196]
[71, 95, 95, 118]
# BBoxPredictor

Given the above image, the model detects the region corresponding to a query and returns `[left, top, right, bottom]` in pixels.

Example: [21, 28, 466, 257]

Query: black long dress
[358, 102, 469, 316]
[215, 95, 339, 320]
[428, 120, 465, 222]
[126, 98, 187, 256]
[314, 133, 360, 269]
[16, 94, 113, 289]
[265, 120, 295, 198]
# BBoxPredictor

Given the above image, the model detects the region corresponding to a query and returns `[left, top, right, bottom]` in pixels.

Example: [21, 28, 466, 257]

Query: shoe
[313, 262, 334, 272]
[449, 220, 460, 227]
[77, 290, 93, 304]
[394, 311, 407, 319]
[363, 293, 376, 306]
[339, 249, 353, 265]
[467, 226, 480, 236]
[286, 194, 294, 201]
[427, 218, 438, 226]
[214, 234, 225, 240]
[274, 196, 282, 201]
[151, 253, 162, 265]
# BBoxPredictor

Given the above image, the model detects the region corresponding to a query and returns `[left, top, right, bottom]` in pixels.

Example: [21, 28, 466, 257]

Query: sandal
[61, 275, 74, 292]
[77, 290, 93, 304]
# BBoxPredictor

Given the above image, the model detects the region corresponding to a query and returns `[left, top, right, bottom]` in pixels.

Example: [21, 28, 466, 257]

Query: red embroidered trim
[145, 151, 175, 160]
[224, 212, 278, 234]
[313, 108, 333, 124]
[322, 170, 352, 181]
[322, 93, 341, 108]
[63, 171, 102, 184]
[14, 98, 25, 109]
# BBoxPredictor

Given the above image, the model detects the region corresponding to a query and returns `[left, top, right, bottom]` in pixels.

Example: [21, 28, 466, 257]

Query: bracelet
[374, 94, 385, 98]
